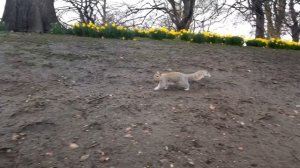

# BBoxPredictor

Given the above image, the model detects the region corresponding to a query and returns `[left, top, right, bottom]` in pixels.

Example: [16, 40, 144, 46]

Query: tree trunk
[264, 1, 275, 38]
[168, 0, 196, 31]
[289, 0, 299, 42]
[102, 0, 107, 23]
[264, 0, 286, 39]
[274, 0, 286, 38]
[252, 0, 265, 38]
[291, 25, 300, 42]
[2, 0, 58, 33]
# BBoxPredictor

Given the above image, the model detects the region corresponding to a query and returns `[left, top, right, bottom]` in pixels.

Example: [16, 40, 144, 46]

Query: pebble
[69, 143, 79, 149]
[80, 154, 90, 161]
[124, 134, 133, 138]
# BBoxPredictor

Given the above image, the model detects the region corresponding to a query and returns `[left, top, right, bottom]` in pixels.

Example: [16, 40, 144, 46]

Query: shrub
[0, 21, 8, 32]
[50, 22, 69, 34]
[224, 36, 244, 46]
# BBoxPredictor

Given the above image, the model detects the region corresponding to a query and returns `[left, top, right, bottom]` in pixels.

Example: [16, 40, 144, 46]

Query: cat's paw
[184, 88, 190, 91]
[154, 87, 159, 90]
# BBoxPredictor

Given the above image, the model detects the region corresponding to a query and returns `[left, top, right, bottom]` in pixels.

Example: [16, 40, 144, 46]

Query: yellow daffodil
[73, 23, 80, 28]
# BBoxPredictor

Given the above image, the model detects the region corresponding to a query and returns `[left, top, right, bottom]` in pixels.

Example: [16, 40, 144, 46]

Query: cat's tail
[187, 70, 211, 81]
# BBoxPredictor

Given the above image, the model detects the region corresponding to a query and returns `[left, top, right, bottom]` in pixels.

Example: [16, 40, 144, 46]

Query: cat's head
[153, 71, 161, 81]
[203, 70, 211, 77]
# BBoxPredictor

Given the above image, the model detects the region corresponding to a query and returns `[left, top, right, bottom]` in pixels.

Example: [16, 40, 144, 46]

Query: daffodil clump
[191, 33, 206, 43]
[50, 22, 300, 50]
[246, 38, 300, 50]
[147, 27, 180, 40]
[133, 27, 180, 40]
[148, 28, 167, 40]
[224, 36, 244, 46]
[72, 22, 134, 40]
[246, 38, 268, 47]
[200, 32, 244, 46]
[179, 29, 194, 41]
[133, 28, 149, 38]
[202, 32, 224, 44]
[268, 38, 300, 50]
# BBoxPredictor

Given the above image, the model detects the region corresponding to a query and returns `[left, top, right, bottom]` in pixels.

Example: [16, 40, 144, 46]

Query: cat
[153, 70, 211, 91]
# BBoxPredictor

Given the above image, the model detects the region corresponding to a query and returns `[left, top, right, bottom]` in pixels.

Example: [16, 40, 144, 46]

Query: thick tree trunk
[274, 0, 286, 38]
[2, 0, 58, 33]
[168, 0, 196, 31]
[264, 1, 275, 38]
[102, 0, 107, 23]
[264, 0, 286, 39]
[291, 25, 300, 42]
[252, 0, 265, 38]
[289, 0, 299, 42]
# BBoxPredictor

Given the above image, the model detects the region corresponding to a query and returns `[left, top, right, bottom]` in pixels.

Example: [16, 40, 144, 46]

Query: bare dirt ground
[0, 33, 300, 168]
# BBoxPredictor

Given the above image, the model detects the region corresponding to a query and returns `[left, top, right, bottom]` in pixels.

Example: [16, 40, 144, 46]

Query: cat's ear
[156, 71, 161, 75]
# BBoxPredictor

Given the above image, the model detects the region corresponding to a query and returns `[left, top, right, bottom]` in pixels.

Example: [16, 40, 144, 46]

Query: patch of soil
[0, 33, 300, 168]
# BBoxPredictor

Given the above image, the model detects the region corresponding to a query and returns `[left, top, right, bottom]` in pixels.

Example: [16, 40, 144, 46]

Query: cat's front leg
[154, 82, 161, 90]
